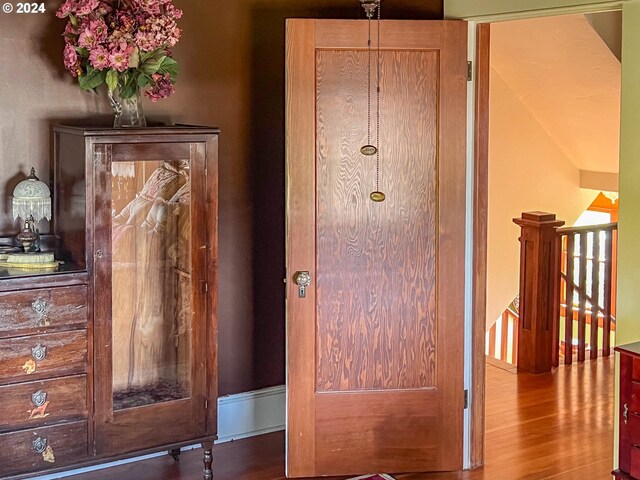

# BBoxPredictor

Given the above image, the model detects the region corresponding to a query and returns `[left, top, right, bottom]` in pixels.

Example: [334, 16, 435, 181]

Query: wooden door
[93, 137, 213, 455]
[286, 20, 468, 477]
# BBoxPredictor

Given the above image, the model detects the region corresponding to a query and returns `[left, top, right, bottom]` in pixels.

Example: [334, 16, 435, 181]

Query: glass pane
[111, 160, 191, 410]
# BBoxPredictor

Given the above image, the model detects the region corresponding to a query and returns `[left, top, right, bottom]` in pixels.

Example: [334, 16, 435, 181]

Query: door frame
[464, 1, 624, 469]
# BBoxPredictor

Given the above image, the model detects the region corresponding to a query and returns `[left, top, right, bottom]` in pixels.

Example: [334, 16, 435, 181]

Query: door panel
[315, 390, 439, 473]
[286, 19, 467, 477]
[316, 49, 439, 392]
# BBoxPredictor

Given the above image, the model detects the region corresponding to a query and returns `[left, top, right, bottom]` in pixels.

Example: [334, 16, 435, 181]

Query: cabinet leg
[202, 441, 213, 480]
[169, 448, 181, 461]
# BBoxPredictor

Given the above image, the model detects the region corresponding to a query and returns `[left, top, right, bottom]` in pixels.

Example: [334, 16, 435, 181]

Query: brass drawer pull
[32, 390, 47, 407]
[32, 298, 47, 315]
[624, 403, 629, 425]
[33, 437, 48, 454]
[32, 344, 47, 362]
[32, 298, 49, 327]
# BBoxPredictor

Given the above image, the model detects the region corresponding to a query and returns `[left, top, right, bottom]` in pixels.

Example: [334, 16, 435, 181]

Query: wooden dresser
[0, 273, 90, 477]
[614, 342, 640, 479]
[0, 125, 219, 479]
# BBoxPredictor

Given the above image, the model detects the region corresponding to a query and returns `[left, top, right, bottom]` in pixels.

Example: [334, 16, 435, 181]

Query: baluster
[557, 235, 567, 367]
[603, 228, 614, 357]
[577, 233, 588, 362]
[512, 313, 519, 365]
[488, 323, 496, 359]
[501, 311, 509, 362]
[565, 233, 575, 364]
[552, 233, 562, 368]
[590, 229, 601, 359]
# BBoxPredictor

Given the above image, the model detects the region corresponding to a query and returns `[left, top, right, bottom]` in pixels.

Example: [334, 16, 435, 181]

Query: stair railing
[556, 222, 617, 364]
[512, 212, 617, 372]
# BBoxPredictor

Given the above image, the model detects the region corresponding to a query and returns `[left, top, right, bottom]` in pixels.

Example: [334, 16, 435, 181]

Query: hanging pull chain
[375, 3, 381, 192]
[360, 9, 377, 157]
[370, 2, 385, 202]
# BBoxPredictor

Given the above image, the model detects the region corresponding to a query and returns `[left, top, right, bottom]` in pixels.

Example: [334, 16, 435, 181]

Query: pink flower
[63, 43, 81, 77]
[109, 49, 130, 72]
[131, 0, 162, 15]
[75, 0, 100, 16]
[89, 19, 108, 42]
[78, 27, 98, 49]
[164, 4, 182, 19]
[145, 73, 175, 102]
[89, 46, 110, 69]
[134, 15, 180, 52]
[56, 0, 74, 18]
[96, 1, 112, 15]
[110, 38, 135, 56]
[116, 11, 137, 33]
[64, 21, 79, 38]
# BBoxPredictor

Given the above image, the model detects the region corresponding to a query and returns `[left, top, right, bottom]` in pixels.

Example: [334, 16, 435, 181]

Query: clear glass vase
[108, 90, 147, 128]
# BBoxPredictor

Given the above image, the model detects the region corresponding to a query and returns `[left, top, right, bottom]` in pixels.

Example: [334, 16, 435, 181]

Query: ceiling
[491, 14, 621, 181]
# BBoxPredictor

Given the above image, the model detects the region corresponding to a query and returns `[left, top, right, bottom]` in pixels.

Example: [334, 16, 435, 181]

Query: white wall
[486, 68, 595, 327]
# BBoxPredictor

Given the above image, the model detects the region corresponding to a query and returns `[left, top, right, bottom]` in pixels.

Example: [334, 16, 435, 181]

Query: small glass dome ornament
[12, 167, 52, 253]
[12, 167, 52, 222]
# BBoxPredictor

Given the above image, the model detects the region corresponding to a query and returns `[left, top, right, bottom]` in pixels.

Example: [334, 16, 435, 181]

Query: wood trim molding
[470, 22, 490, 470]
[284, 19, 317, 478]
[454, 1, 622, 22]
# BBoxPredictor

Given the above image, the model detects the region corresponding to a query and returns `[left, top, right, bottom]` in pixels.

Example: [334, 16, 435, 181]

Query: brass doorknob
[294, 271, 311, 287]
[294, 271, 311, 298]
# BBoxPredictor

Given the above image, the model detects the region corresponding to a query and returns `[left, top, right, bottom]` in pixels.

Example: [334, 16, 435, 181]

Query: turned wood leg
[202, 441, 213, 480]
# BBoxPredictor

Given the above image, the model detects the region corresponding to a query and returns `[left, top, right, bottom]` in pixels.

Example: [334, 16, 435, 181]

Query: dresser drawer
[0, 375, 87, 432]
[0, 330, 87, 383]
[0, 420, 87, 477]
[631, 445, 640, 479]
[0, 285, 87, 338]
[630, 381, 640, 415]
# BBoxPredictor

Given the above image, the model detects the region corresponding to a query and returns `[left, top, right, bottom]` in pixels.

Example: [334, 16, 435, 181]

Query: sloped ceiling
[586, 11, 622, 61]
[491, 14, 621, 180]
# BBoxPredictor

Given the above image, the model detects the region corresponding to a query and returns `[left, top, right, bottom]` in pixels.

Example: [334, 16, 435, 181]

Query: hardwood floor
[69, 358, 614, 480]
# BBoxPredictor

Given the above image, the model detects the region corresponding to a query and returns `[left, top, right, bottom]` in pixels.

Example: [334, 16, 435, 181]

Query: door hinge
[203, 282, 209, 293]
[205, 399, 209, 410]
[467, 61, 473, 81]
[464, 389, 469, 409]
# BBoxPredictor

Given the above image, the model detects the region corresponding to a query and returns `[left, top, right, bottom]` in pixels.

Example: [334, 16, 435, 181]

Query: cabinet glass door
[94, 138, 211, 456]
[110, 160, 192, 410]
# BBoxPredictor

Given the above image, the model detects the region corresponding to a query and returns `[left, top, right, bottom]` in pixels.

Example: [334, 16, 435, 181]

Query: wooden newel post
[513, 212, 565, 373]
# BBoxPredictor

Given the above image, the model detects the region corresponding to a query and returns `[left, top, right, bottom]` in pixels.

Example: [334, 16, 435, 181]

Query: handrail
[556, 221, 617, 235]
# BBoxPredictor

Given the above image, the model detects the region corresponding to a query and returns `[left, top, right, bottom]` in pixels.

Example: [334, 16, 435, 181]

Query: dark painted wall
[0, 0, 442, 396]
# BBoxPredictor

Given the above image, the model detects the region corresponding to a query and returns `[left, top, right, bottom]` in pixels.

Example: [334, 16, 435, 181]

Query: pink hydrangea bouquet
[56, 0, 181, 102]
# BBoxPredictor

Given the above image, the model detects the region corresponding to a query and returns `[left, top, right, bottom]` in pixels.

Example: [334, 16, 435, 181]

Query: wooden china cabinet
[0, 126, 219, 479]
[615, 342, 640, 480]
